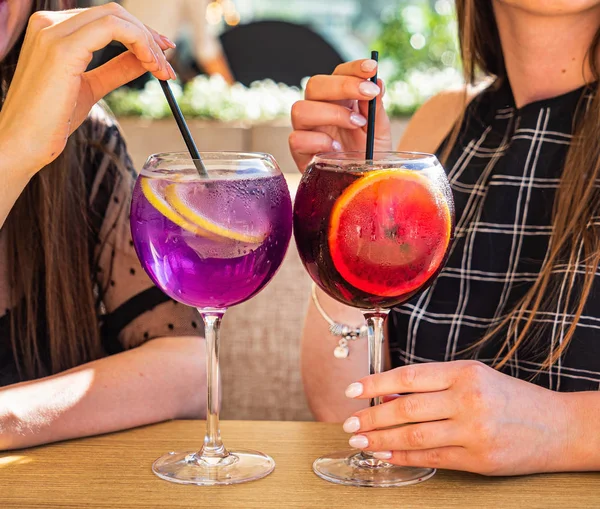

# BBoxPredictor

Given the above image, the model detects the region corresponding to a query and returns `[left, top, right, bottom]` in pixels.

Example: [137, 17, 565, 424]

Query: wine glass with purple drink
[130, 152, 292, 485]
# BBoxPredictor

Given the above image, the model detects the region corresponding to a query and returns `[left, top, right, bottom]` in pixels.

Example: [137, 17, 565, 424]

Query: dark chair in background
[220, 21, 344, 87]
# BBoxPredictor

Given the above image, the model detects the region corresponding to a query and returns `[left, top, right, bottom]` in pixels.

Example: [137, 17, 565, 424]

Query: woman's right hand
[289, 59, 392, 172]
[0, 3, 175, 176]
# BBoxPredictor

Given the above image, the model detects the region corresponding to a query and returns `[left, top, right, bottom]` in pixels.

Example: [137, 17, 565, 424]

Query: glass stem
[362, 310, 390, 408]
[198, 309, 228, 459]
[360, 309, 390, 463]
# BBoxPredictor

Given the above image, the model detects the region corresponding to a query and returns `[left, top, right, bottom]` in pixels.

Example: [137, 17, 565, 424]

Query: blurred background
[80, 0, 462, 173]
[81, 0, 463, 422]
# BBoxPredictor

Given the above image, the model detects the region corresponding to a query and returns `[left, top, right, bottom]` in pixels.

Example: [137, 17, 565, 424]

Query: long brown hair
[2, 0, 102, 379]
[452, 0, 600, 369]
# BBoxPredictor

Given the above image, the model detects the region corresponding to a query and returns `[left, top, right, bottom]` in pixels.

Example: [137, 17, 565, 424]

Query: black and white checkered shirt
[389, 79, 600, 392]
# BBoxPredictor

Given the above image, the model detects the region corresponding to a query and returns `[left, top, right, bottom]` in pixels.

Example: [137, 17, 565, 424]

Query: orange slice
[328, 169, 452, 297]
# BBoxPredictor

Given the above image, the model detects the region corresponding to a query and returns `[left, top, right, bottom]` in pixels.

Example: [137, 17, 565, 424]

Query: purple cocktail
[130, 152, 292, 485]
[131, 171, 291, 309]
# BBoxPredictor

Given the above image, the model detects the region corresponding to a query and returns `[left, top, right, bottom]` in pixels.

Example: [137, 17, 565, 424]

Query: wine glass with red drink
[293, 151, 454, 487]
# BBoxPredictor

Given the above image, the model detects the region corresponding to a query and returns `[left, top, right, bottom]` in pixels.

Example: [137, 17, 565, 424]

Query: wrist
[551, 391, 600, 472]
[0, 129, 43, 180]
[313, 285, 365, 328]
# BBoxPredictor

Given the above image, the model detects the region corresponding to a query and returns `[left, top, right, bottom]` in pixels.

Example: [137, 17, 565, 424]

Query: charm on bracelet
[311, 283, 367, 359]
[330, 322, 368, 358]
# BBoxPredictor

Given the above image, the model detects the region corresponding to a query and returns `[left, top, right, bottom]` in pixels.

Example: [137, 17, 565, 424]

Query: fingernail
[161, 35, 177, 49]
[332, 140, 343, 152]
[350, 112, 367, 127]
[345, 382, 363, 398]
[359, 81, 381, 97]
[361, 59, 377, 72]
[343, 416, 361, 433]
[349, 435, 369, 449]
[373, 451, 393, 460]
[167, 62, 177, 80]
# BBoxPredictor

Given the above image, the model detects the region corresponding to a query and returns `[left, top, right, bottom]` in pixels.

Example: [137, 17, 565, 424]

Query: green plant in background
[105, 76, 303, 122]
[105, 0, 464, 121]
[375, 0, 459, 83]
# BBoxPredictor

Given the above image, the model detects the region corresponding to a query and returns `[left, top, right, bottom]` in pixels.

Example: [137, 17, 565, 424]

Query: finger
[138, 24, 176, 74]
[333, 58, 379, 79]
[348, 421, 460, 452]
[46, 4, 172, 78]
[145, 25, 176, 51]
[377, 447, 468, 471]
[356, 78, 387, 119]
[345, 391, 455, 433]
[38, 6, 174, 52]
[83, 51, 147, 104]
[305, 75, 381, 102]
[62, 15, 171, 80]
[291, 101, 367, 131]
[45, 3, 133, 36]
[289, 130, 340, 172]
[346, 363, 458, 400]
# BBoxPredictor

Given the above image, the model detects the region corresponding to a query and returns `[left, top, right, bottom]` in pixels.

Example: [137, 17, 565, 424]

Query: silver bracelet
[311, 283, 368, 359]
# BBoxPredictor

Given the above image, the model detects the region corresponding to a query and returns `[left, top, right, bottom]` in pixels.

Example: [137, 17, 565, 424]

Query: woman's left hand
[343, 360, 571, 475]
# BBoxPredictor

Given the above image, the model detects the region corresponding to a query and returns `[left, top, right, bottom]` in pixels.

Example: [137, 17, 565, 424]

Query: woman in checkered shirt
[292, 0, 600, 475]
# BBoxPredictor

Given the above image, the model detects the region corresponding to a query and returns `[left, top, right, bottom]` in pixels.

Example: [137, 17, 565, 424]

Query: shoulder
[397, 83, 488, 154]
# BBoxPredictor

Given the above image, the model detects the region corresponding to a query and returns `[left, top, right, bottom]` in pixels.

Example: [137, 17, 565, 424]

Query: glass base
[313, 450, 435, 488]
[152, 449, 275, 485]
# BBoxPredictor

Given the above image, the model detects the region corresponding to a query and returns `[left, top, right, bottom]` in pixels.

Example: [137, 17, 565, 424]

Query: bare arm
[301, 288, 370, 421]
[0, 336, 205, 451]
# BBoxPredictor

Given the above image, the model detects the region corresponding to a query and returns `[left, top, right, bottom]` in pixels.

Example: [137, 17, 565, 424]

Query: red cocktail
[293, 152, 454, 487]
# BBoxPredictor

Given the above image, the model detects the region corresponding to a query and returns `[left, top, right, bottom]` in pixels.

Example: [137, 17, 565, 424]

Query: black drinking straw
[365, 50, 379, 161]
[158, 79, 208, 177]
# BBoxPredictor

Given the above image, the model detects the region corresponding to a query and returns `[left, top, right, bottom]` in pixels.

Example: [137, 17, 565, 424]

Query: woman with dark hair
[0, 0, 206, 450]
[291, 1, 600, 474]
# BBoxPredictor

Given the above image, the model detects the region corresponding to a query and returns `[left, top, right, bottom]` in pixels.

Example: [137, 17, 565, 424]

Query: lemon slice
[165, 184, 267, 244]
[141, 178, 221, 239]
[141, 178, 199, 234]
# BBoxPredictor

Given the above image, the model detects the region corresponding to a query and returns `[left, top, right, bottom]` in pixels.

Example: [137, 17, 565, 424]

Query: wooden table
[1, 421, 599, 508]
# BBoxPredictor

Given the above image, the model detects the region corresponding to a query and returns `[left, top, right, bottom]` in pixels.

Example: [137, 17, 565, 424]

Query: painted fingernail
[349, 435, 369, 449]
[332, 140, 343, 152]
[343, 416, 361, 433]
[345, 382, 364, 398]
[359, 81, 381, 97]
[361, 59, 377, 72]
[161, 35, 177, 49]
[167, 62, 177, 80]
[373, 451, 393, 460]
[350, 112, 367, 127]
